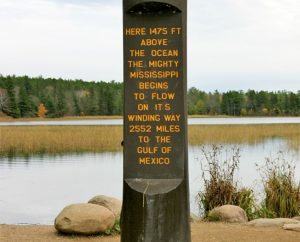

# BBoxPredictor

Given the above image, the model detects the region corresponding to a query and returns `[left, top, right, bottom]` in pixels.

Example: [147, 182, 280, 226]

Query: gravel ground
[0, 222, 299, 242]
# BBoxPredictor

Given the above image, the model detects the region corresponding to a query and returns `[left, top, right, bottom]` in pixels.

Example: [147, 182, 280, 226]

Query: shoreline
[1, 222, 299, 242]
[1, 114, 299, 122]
[0, 115, 123, 122]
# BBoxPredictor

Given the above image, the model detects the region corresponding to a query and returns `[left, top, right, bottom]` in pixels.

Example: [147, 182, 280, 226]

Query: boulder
[283, 223, 300, 232]
[88, 195, 122, 219]
[209, 205, 248, 223]
[293, 216, 300, 221]
[55, 203, 115, 235]
[248, 218, 299, 228]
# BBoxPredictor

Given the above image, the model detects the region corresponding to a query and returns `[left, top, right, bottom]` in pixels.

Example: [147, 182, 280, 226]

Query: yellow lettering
[138, 81, 168, 90]
[151, 92, 175, 100]
[156, 125, 180, 133]
[163, 114, 181, 122]
[140, 38, 168, 46]
[149, 27, 168, 35]
[128, 114, 161, 122]
[128, 60, 143, 68]
[139, 157, 170, 165]
[125, 27, 146, 35]
[155, 136, 171, 143]
[137, 146, 158, 154]
[129, 49, 145, 57]
[154, 103, 171, 111]
[151, 49, 178, 57]
[130, 71, 179, 79]
[148, 60, 179, 68]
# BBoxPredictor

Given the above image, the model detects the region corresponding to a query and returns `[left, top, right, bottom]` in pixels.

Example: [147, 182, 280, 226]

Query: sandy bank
[1, 222, 299, 242]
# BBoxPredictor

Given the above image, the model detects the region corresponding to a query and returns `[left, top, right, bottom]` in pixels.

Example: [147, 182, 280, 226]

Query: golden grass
[0, 124, 299, 156]
[188, 124, 300, 148]
[0, 126, 123, 156]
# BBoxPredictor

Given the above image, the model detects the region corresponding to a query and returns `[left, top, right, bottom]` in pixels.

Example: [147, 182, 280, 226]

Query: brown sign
[124, 1, 187, 180]
[122, 1, 190, 241]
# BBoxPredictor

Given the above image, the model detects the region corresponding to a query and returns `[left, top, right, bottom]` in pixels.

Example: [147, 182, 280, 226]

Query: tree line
[187, 87, 300, 116]
[0, 75, 299, 118]
[0, 75, 122, 118]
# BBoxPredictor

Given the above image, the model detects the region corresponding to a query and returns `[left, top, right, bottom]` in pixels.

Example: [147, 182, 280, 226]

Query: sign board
[124, 1, 187, 179]
[122, 1, 190, 241]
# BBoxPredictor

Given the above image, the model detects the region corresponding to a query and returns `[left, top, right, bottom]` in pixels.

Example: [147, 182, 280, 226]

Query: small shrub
[253, 204, 277, 219]
[197, 145, 257, 219]
[104, 219, 121, 235]
[234, 188, 256, 220]
[198, 145, 238, 215]
[207, 211, 221, 222]
[258, 151, 300, 218]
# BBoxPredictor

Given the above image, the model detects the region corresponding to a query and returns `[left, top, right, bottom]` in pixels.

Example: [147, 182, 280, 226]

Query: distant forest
[0, 75, 299, 118]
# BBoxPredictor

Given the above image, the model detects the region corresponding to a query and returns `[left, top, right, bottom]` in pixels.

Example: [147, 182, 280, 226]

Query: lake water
[0, 117, 300, 126]
[0, 139, 299, 225]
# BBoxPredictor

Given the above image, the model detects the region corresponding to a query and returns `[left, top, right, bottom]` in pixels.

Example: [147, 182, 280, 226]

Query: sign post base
[121, 179, 191, 242]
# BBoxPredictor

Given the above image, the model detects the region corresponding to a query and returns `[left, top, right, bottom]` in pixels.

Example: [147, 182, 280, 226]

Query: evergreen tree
[72, 92, 81, 116]
[18, 85, 33, 117]
[56, 90, 66, 117]
[98, 85, 108, 115]
[42, 95, 56, 117]
[245, 90, 257, 115]
[24, 76, 33, 95]
[5, 77, 20, 118]
[221, 91, 244, 116]
[87, 88, 98, 115]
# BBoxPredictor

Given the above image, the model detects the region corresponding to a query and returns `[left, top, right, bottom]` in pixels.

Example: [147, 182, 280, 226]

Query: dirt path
[1, 222, 299, 242]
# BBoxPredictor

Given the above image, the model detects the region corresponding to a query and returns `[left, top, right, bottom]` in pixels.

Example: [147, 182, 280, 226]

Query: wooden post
[122, 1, 190, 241]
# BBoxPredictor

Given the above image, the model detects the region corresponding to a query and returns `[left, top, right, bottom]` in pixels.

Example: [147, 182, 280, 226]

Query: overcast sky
[0, 0, 299, 92]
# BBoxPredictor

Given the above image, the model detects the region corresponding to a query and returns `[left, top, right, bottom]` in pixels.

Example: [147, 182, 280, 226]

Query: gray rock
[209, 205, 248, 223]
[88, 195, 122, 220]
[283, 223, 300, 232]
[248, 218, 299, 228]
[293, 216, 300, 221]
[54, 203, 115, 235]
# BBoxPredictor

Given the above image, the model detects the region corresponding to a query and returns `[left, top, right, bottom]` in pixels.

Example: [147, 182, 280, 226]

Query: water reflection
[0, 117, 299, 126]
[0, 139, 299, 224]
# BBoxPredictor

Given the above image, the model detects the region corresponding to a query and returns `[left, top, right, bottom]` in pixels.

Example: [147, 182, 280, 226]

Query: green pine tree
[5, 77, 20, 118]
[18, 85, 33, 117]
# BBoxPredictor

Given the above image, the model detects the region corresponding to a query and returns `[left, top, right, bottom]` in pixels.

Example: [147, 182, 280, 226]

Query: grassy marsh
[0, 126, 123, 156]
[0, 124, 299, 156]
[189, 124, 300, 148]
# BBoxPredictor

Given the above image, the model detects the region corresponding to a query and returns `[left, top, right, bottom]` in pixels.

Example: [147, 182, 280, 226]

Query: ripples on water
[0, 138, 299, 224]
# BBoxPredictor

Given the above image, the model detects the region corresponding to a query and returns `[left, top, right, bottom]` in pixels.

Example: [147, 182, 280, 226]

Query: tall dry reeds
[189, 124, 300, 148]
[258, 151, 300, 218]
[197, 145, 256, 219]
[197, 145, 240, 216]
[0, 124, 299, 156]
[0, 126, 123, 156]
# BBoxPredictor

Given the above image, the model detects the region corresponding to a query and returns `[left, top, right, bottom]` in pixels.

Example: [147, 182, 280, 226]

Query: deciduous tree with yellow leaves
[37, 103, 47, 118]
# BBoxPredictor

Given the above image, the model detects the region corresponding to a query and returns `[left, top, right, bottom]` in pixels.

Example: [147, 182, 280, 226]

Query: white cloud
[0, 0, 122, 81]
[0, 0, 299, 91]
[188, 0, 300, 91]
